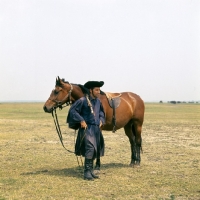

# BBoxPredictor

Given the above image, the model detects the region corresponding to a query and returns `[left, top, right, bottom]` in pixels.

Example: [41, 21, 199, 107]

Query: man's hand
[99, 120, 103, 128]
[80, 121, 87, 129]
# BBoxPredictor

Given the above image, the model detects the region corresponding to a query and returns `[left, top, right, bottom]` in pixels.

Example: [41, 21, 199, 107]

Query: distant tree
[170, 101, 176, 104]
[159, 100, 163, 103]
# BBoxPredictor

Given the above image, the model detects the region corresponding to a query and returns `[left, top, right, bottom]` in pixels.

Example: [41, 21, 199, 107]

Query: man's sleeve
[99, 102, 105, 124]
[67, 99, 84, 123]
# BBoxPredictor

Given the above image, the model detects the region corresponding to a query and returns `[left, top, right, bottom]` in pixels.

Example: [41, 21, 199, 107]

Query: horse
[43, 76, 145, 168]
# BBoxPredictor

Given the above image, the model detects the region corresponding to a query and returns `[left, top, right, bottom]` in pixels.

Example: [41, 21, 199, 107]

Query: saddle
[105, 92, 122, 133]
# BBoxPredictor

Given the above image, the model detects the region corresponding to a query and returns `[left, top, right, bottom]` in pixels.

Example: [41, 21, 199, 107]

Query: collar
[89, 95, 96, 100]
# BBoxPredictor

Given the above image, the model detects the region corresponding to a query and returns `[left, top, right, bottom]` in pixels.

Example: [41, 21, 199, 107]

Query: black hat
[84, 81, 104, 89]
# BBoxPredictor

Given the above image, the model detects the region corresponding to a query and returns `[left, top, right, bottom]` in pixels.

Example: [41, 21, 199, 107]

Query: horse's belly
[103, 109, 132, 131]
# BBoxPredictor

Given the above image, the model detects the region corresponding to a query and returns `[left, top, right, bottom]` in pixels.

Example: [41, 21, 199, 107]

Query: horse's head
[43, 76, 73, 113]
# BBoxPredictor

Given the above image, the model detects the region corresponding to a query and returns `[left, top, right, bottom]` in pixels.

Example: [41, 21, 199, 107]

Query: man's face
[90, 87, 100, 98]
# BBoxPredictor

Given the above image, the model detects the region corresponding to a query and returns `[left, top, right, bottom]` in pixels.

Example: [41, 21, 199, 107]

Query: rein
[51, 108, 74, 153]
[50, 83, 85, 166]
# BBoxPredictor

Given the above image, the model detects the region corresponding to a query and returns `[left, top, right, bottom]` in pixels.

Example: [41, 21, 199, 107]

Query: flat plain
[0, 103, 200, 200]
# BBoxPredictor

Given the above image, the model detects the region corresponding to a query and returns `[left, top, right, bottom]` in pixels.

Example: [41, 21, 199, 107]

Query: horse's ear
[56, 76, 63, 87]
[56, 76, 60, 86]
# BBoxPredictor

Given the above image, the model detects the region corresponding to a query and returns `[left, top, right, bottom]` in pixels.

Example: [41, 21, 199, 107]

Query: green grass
[0, 103, 200, 199]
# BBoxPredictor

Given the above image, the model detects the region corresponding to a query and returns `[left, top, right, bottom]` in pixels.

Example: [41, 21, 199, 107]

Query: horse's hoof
[129, 162, 140, 167]
[94, 169, 100, 174]
[129, 163, 135, 167]
[134, 161, 140, 166]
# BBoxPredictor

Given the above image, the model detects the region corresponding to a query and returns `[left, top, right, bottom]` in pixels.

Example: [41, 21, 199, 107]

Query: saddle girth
[105, 93, 121, 133]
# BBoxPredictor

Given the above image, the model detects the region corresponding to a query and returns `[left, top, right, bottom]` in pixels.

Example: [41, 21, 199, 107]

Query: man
[67, 81, 105, 180]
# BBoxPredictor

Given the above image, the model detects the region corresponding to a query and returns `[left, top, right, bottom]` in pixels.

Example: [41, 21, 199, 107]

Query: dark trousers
[75, 124, 104, 159]
[85, 125, 100, 159]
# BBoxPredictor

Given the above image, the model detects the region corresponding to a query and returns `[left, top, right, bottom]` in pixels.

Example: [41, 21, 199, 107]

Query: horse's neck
[71, 84, 84, 101]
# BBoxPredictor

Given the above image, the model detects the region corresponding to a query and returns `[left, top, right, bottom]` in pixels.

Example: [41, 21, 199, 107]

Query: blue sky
[0, 0, 200, 102]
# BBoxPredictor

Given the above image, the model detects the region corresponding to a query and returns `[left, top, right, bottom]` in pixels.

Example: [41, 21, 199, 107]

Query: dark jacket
[66, 96, 105, 158]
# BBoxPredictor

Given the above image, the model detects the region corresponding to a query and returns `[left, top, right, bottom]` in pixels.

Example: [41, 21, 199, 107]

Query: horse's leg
[124, 122, 137, 167]
[94, 157, 100, 170]
[94, 157, 101, 174]
[132, 122, 143, 166]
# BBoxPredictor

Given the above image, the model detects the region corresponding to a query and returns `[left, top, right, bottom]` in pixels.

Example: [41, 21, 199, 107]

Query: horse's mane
[77, 84, 105, 95]
[58, 78, 105, 95]
[100, 90, 106, 95]
[77, 84, 89, 95]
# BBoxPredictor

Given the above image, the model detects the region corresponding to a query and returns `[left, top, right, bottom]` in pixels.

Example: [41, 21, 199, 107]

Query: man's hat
[84, 81, 104, 89]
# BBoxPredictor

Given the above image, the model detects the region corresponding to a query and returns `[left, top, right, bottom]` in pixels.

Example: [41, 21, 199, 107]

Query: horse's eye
[54, 90, 59, 95]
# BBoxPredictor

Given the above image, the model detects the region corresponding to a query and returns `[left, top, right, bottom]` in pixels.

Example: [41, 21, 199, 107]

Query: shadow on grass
[20, 162, 129, 179]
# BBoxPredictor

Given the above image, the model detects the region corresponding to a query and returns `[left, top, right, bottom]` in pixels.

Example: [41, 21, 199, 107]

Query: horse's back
[101, 91, 144, 112]
[100, 91, 144, 129]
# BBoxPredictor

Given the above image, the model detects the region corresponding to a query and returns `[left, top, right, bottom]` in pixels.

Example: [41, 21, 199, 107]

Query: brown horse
[43, 77, 145, 167]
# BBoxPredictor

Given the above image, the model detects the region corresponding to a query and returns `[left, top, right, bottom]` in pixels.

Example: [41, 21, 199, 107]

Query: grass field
[0, 103, 200, 200]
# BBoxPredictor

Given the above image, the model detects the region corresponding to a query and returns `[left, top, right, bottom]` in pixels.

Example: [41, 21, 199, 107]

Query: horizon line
[0, 100, 199, 103]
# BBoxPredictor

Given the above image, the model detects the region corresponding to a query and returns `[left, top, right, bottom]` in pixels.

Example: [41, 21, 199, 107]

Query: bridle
[49, 83, 73, 110]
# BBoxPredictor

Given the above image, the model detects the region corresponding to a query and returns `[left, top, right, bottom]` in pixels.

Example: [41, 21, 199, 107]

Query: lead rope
[52, 109, 74, 153]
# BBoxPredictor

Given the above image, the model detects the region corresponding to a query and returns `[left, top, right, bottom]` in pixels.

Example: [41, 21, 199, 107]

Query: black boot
[90, 159, 99, 179]
[84, 158, 94, 181]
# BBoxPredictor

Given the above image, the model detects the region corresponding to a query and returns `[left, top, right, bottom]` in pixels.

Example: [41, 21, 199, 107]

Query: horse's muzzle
[43, 105, 53, 113]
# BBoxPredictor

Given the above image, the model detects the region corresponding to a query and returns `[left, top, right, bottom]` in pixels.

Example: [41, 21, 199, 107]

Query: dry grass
[0, 103, 200, 200]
